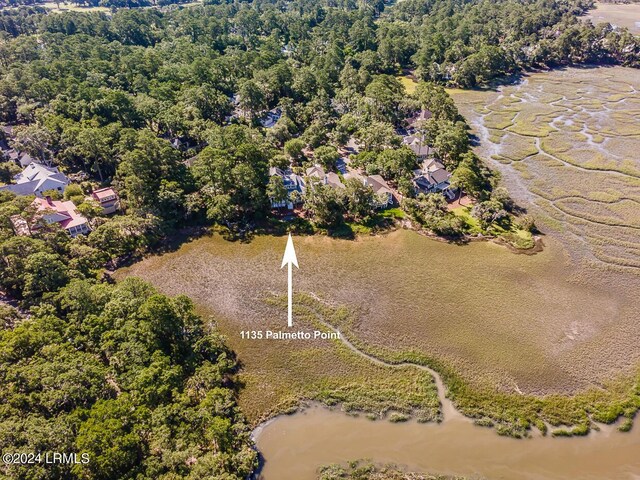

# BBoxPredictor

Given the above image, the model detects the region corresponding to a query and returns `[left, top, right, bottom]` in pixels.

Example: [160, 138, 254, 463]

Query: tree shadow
[328, 222, 355, 239]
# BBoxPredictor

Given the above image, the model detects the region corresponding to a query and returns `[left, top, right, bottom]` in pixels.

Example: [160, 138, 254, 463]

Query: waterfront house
[364, 175, 394, 208]
[412, 159, 454, 198]
[91, 187, 120, 214]
[31, 196, 90, 237]
[269, 167, 306, 209]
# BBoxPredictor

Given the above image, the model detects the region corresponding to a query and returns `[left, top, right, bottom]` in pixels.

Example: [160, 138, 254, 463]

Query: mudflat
[585, 1, 640, 34]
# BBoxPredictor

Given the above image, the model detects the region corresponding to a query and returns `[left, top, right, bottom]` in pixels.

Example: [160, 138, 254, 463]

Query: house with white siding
[412, 159, 454, 198]
[0, 162, 69, 197]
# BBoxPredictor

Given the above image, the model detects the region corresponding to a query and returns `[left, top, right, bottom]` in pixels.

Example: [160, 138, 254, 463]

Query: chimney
[45, 196, 53, 205]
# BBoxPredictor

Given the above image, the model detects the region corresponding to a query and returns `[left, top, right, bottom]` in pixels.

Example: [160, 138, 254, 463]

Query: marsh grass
[318, 460, 469, 480]
[118, 221, 640, 434]
[291, 293, 640, 438]
[451, 66, 640, 277]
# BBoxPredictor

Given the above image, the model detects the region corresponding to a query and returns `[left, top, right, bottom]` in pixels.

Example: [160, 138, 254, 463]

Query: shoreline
[103, 217, 543, 274]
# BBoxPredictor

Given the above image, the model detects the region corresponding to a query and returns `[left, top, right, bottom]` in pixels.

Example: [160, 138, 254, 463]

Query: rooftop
[325, 172, 345, 189]
[33, 197, 88, 229]
[365, 175, 393, 195]
[306, 165, 325, 178]
[92, 187, 118, 201]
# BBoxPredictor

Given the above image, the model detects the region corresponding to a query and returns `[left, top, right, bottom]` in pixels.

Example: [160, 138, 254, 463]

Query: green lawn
[380, 207, 405, 219]
[397, 75, 418, 94]
[452, 206, 535, 249]
[451, 206, 482, 234]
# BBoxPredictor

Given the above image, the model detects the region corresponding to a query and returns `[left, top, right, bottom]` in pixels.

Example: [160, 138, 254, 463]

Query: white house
[0, 162, 69, 197]
[412, 159, 454, 198]
[260, 108, 283, 128]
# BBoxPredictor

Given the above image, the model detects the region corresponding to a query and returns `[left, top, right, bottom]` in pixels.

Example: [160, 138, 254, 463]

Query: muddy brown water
[254, 406, 640, 480]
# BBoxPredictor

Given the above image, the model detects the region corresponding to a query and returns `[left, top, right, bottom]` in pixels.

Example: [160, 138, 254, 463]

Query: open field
[2, 1, 203, 13]
[585, 1, 640, 34]
[40, 1, 110, 12]
[398, 74, 418, 94]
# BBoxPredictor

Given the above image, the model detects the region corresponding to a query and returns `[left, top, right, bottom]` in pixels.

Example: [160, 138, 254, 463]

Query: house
[305, 165, 325, 180]
[224, 95, 242, 123]
[4, 150, 25, 166]
[403, 135, 430, 160]
[406, 109, 432, 132]
[0, 162, 69, 197]
[14, 152, 36, 168]
[325, 172, 345, 189]
[183, 155, 198, 168]
[91, 187, 120, 214]
[0, 129, 36, 168]
[260, 108, 282, 128]
[412, 159, 454, 198]
[269, 167, 306, 209]
[364, 175, 394, 208]
[305, 165, 344, 189]
[167, 136, 197, 151]
[32, 196, 90, 237]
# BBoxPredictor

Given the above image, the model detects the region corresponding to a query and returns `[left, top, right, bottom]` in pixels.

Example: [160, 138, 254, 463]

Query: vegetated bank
[318, 460, 468, 480]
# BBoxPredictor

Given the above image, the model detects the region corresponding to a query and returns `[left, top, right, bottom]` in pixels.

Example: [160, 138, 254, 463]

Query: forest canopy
[0, 0, 636, 237]
[0, 278, 257, 479]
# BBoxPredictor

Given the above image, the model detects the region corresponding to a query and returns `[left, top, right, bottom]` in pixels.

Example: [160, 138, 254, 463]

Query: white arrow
[280, 233, 299, 328]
